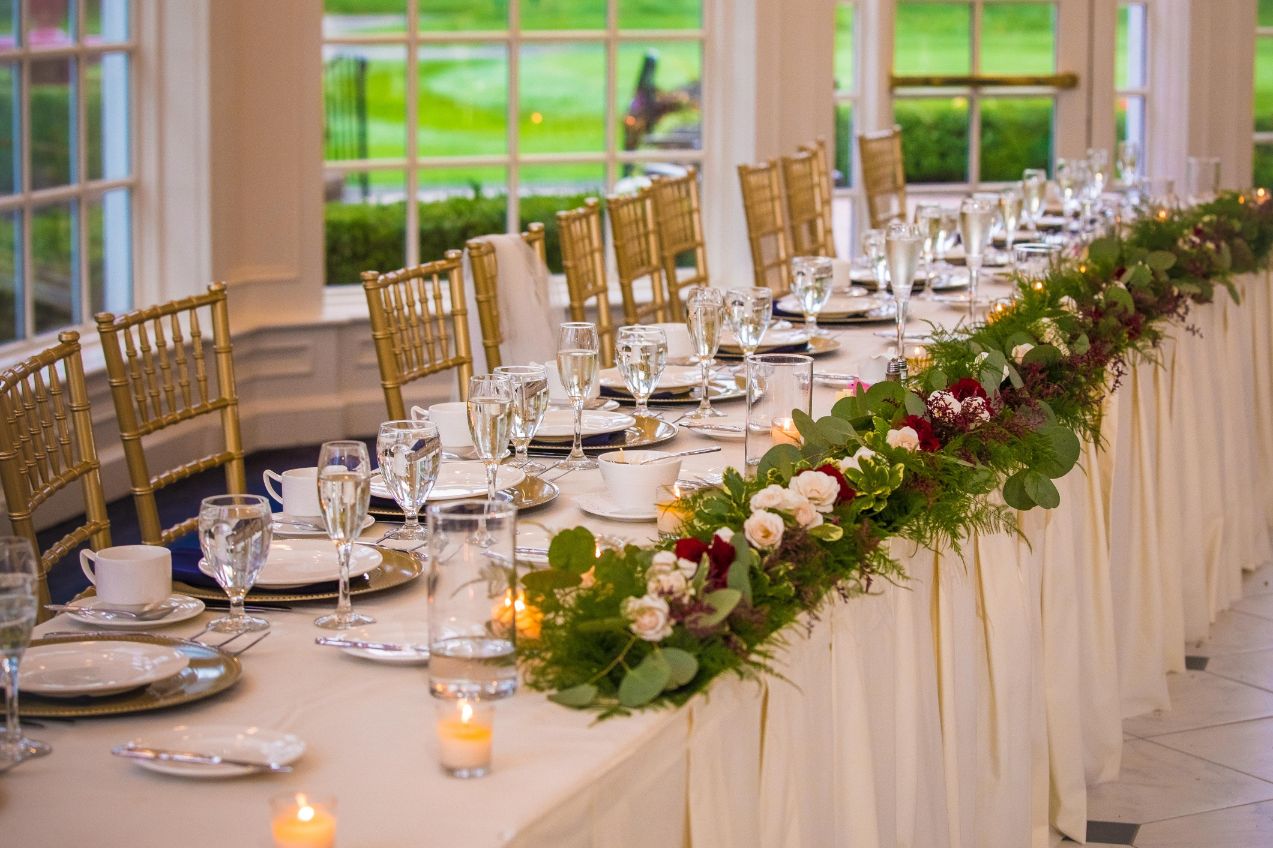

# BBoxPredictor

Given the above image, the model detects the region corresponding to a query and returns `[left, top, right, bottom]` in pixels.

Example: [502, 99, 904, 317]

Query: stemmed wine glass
[315, 440, 374, 630]
[999, 186, 1023, 261]
[467, 374, 514, 501]
[885, 223, 925, 375]
[556, 322, 600, 470]
[685, 286, 726, 421]
[1022, 168, 1047, 233]
[959, 197, 996, 321]
[860, 229, 887, 294]
[915, 204, 941, 288]
[0, 537, 49, 766]
[725, 287, 772, 364]
[615, 326, 667, 419]
[1116, 140, 1139, 186]
[376, 419, 441, 542]
[199, 494, 273, 633]
[493, 365, 550, 473]
[791, 256, 834, 337]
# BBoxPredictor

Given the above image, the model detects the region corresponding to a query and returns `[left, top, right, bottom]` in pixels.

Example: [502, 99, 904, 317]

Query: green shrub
[895, 101, 969, 183]
[894, 99, 1052, 184]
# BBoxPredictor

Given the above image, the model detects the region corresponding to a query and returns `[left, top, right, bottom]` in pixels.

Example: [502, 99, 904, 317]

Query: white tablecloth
[8, 272, 1272, 846]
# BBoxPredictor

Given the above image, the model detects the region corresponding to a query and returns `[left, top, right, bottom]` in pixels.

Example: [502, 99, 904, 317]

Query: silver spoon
[635, 446, 722, 465]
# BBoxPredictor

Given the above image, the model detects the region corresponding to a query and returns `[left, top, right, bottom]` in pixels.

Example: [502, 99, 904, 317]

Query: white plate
[272, 512, 374, 537]
[722, 326, 812, 351]
[930, 293, 998, 307]
[683, 421, 748, 441]
[370, 462, 527, 501]
[778, 293, 883, 318]
[199, 538, 383, 590]
[535, 409, 636, 440]
[65, 594, 205, 630]
[548, 398, 620, 412]
[337, 623, 431, 665]
[124, 724, 306, 778]
[599, 364, 701, 392]
[21, 641, 190, 698]
[576, 491, 659, 522]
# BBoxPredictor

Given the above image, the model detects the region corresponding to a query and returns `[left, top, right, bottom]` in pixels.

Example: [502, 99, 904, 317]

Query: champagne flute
[959, 197, 996, 321]
[915, 203, 942, 287]
[885, 223, 924, 368]
[937, 207, 960, 267]
[1088, 147, 1110, 197]
[615, 326, 668, 419]
[725, 287, 773, 362]
[315, 440, 374, 630]
[493, 365, 550, 473]
[376, 419, 441, 541]
[999, 186, 1023, 259]
[860, 229, 887, 294]
[685, 286, 726, 421]
[557, 322, 600, 470]
[467, 374, 514, 502]
[0, 537, 49, 766]
[1116, 140, 1139, 186]
[791, 255, 834, 336]
[1022, 168, 1047, 232]
[199, 494, 272, 633]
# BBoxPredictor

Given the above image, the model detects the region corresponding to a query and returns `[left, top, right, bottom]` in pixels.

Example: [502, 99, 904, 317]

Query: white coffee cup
[263, 466, 321, 516]
[831, 258, 853, 290]
[410, 405, 430, 422]
[79, 545, 172, 609]
[597, 450, 683, 512]
[648, 323, 694, 361]
[428, 401, 474, 449]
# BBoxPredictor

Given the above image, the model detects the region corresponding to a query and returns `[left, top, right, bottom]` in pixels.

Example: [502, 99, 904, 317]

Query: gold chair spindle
[737, 159, 793, 294]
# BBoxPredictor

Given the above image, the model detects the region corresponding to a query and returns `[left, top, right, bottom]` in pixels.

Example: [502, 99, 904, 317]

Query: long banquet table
[8, 269, 1273, 847]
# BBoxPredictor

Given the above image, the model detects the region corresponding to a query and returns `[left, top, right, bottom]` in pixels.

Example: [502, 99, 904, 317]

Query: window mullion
[969, 0, 983, 187]
[508, 1, 521, 234]
[19, 42, 31, 338]
[76, 36, 88, 323]
[605, 0, 617, 193]
[405, 3, 419, 267]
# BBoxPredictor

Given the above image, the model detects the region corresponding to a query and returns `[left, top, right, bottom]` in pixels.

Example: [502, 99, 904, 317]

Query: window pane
[0, 63, 16, 196]
[616, 42, 701, 153]
[519, 43, 605, 154]
[982, 3, 1054, 75]
[834, 4, 854, 93]
[1261, 0, 1273, 27]
[322, 0, 405, 38]
[325, 170, 406, 284]
[418, 166, 508, 261]
[1116, 95, 1145, 148]
[419, 44, 507, 157]
[30, 58, 74, 189]
[324, 45, 406, 161]
[981, 97, 1053, 182]
[519, 164, 605, 273]
[1256, 143, 1273, 189]
[895, 97, 968, 183]
[834, 102, 852, 188]
[894, 2, 971, 75]
[1258, 37, 1273, 133]
[0, 0, 17, 49]
[1116, 3, 1147, 90]
[418, 0, 507, 30]
[32, 201, 76, 333]
[86, 52, 130, 182]
[26, 0, 72, 46]
[0, 210, 17, 342]
[87, 187, 130, 316]
[618, 0, 701, 29]
[522, 0, 604, 30]
[84, 0, 129, 44]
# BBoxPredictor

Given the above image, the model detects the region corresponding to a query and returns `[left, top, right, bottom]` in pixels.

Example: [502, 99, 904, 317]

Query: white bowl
[596, 450, 683, 513]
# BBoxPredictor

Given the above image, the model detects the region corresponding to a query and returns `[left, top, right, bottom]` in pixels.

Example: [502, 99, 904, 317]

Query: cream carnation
[744, 509, 785, 550]
[886, 426, 921, 452]
[622, 594, 673, 642]
[789, 471, 840, 513]
[647, 569, 690, 601]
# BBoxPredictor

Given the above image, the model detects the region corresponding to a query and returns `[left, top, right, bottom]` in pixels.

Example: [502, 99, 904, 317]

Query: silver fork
[211, 630, 271, 656]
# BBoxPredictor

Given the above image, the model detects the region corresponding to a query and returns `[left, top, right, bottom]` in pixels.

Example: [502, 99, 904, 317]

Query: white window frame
[320, 1, 705, 275]
[1255, 14, 1273, 173]
[1115, 0, 1150, 178]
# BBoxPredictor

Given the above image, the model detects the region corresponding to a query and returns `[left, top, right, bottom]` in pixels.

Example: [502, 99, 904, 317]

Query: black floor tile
[1185, 655, 1210, 671]
[1086, 820, 1140, 844]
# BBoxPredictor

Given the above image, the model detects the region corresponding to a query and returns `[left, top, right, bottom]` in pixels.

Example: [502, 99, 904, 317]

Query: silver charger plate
[368, 474, 560, 516]
[773, 301, 897, 326]
[528, 416, 680, 454]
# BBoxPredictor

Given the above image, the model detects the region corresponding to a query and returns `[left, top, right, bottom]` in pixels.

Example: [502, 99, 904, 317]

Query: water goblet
[615, 326, 668, 419]
[376, 419, 442, 542]
[685, 286, 726, 421]
[556, 322, 600, 470]
[467, 374, 514, 502]
[315, 440, 374, 629]
[0, 537, 50, 766]
[493, 365, 550, 473]
[860, 229, 887, 294]
[198, 494, 273, 633]
[790, 255, 834, 336]
[725, 287, 773, 363]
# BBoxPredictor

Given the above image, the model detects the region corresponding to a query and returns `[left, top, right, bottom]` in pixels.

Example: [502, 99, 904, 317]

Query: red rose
[903, 414, 942, 452]
[674, 537, 709, 564]
[948, 377, 988, 402]
[706, 534, 737, 588]
[808, 463, 856, 503]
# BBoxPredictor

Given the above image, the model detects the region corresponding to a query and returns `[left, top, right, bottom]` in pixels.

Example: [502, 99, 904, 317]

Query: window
[1256, 0, 1273, 186]
[832, 0, 858, 190]
[321, 0, 704, 285]
[1116, 2, 1147, 178]
[0, 0, 133, 345]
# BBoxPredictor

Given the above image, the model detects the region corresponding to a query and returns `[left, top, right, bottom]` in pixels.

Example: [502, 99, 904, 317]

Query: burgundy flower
[675, 535, 737, 590]
[806, 463, 856, 504]
[948, 377, 988, 402]
[674, 537, 709, 564]
[903, 414, 942, 452]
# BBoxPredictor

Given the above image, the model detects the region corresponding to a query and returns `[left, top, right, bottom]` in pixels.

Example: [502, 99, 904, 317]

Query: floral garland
[518, 192, 1273, 715]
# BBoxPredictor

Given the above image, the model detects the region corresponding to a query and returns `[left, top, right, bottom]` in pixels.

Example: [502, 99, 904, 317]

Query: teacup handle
[262, 470, 285, 505]
[410, 405, 430, 422]
[80, 549, 99, 585]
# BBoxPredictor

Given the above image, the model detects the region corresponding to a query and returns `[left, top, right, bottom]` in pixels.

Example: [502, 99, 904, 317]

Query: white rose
[961, 395, 992, 427]
[886, 426, 921, 452]
[1012, 343, 1034, 364]
[1058, 296, 1079, 314]
[749, 484, 789, 511]
[651, 550, 677, 570]
[790, 498, 824, 528]
[744, 510, 785, 550]
[676, 558, 700, 579]
[839, 446, 876, 474]
[622, 594, 673, 642]
[714, 527, 734, 544]
[789, 471, 840, 513]
[647, 569, 691, 601]
[927, 390, 962, 422]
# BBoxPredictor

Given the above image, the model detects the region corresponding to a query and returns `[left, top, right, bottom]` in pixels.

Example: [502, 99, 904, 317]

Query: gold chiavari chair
[800, 136, 838, 256]
[362, 251, 475, 419]
[556, 199, 617, 367]
[649, 167, 709, 320]
[465, 223, 547, 371]
[781, 148, 834, 257]
[737, 160, 792, 293]
[96, 283, 246, 546]
[0, 331, 111, 617]
[606, 187, 670, 325]
[858, 125, 908, 228]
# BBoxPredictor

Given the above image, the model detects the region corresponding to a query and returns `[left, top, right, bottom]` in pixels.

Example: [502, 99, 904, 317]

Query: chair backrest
[649, 167, 709, 321]
[96, 283, 245, 545]
[800, 137, 838, 257]
[782, 148, 835, 258]
[362, 251, 474, 419]
[465, 223, 547, 371]
[0, 330, 111, 615]
[858, 125, 908, 229]
[606, 187, 670, 326]
[556, 199, 616, 367]
[737, 160, 792, 294]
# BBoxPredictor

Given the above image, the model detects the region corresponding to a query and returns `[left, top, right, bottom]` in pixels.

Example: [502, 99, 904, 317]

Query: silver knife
[111, 744, 293, 773]
[314, 636, 430, 655]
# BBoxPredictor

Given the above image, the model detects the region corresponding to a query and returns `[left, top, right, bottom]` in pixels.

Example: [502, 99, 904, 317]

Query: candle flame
[460, 701, 474, 723]
[298, 805, 315, 823]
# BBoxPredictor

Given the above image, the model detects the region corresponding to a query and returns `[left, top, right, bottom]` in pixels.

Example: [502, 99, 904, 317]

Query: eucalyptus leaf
[1146, 250, 1177, 271]
[815, 415, 856, 446]
[727, 545, 755, 605]
[1022, 344, 1062, 367]
[661, 647, 699, 687]
[1035, 424, 1081, 479]
[808, 523, 844, 542]
[549, 683, 598, 707]
[903, 392, 928, 416]
[522, 568, 582, 596]
[618, 650, 672, 708]
[757, 443, 801, 481]
[1023, 470, 1061, 509]
[864, 380, 906, 412]
[694, 588, 743, 628]
[1105, 286, 1135, 313]
[1088, 237, 1120, 265]
[548, 527, 597, 574]
[1003, 470, 1036, 510]
[925, 368, 948, 391]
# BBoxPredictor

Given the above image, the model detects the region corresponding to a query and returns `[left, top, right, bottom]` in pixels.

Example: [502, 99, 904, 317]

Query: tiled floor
[1082, 563, 1273, 846]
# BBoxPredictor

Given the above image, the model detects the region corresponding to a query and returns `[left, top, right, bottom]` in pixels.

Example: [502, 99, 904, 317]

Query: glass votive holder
[905, 345, 932, 374]
[986, 298, 1015, 324]
[655, 481, 711, 536]
[744, 353, 813, 474]
[270, 792, 337, 848]
[435, 697, 495, 779]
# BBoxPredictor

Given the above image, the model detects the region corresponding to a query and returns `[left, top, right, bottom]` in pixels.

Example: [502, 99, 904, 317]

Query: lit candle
[906, 345, 931, 373]
[1258, 188, 1268, 203]
[436, 698, 494, 778]
[655, 482, 693, 535]
[770, 417, 801, 447]
[493, 589, 541, 640]
[270, 793, 337, 848]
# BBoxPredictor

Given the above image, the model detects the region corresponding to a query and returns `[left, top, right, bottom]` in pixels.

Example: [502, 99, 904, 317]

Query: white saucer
[683, 421, 748, 441]
[65, 594, 205, 629]
[549, 398, 620, 412]
[337, 623, 431, 665]
[199, 538, 383, 589]
[778, 294, 882, 319]
[576, 491, 658, 522]
[21, 641, 190, 698]
[535, 409, 636, 440]
[599, 364, 701, 392]
[272, 512, 374, 537]
[124, 724, 306, 778]
[370, 462, 526, 501]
